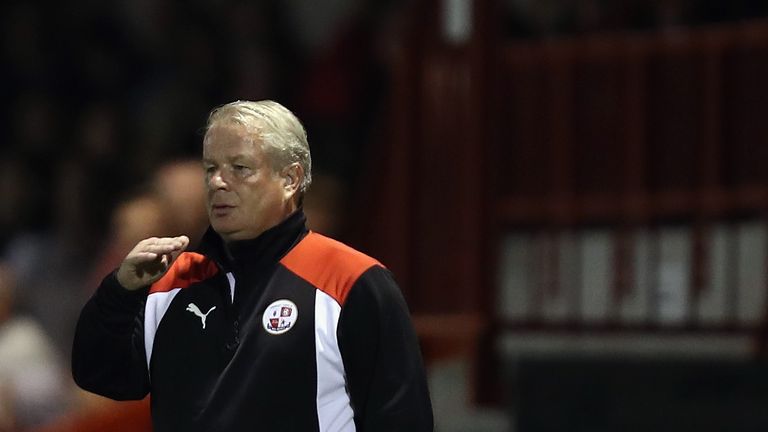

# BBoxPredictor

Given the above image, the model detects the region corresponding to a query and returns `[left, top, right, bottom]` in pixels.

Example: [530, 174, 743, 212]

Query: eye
[232, 164, 252, 175]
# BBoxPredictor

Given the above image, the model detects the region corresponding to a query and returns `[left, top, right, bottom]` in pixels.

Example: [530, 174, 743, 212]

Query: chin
[213, 225, 254, 242]
[211, 222, 237, 236]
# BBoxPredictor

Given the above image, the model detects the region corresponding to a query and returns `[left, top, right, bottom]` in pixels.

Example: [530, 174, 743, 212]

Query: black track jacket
[72, 211, 433, 431]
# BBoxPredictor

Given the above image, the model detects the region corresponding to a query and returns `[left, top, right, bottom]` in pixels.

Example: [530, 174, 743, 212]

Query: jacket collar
[197, 210, 308, 272]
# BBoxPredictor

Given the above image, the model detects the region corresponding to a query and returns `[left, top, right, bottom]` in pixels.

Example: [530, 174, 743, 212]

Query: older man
[72, 100, 433, 431]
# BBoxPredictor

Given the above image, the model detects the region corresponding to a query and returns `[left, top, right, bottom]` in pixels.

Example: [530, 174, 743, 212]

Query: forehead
[203, 122, 263, 159]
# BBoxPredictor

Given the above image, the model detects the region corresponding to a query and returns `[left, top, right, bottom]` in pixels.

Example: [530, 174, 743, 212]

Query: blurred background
[3, 0, 768, 431]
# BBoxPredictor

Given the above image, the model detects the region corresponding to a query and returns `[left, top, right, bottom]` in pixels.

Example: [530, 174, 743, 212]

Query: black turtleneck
[197, 210, 308, 301]
[199, 210, 308, 269]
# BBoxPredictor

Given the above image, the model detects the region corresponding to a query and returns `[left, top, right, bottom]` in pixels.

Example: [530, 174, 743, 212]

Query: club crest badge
[263, 299, 298, 335]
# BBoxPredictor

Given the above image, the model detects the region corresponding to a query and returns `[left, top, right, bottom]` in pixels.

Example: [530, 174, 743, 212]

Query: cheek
[204, 195, 216, 210]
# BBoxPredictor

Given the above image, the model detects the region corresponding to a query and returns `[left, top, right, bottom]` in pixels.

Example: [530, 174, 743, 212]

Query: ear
[281, 163, 304, 201]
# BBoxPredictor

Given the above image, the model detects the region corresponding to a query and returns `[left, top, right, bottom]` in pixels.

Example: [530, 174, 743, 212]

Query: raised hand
[116, 236, 190, 291]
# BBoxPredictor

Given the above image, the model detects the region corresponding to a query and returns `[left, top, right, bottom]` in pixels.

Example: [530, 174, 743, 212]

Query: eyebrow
[202, 155, 255, 165]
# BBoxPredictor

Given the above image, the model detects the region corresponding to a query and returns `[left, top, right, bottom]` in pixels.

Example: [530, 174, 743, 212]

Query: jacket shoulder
[150, 252, 219, 294]
[279, 232, 382, 305]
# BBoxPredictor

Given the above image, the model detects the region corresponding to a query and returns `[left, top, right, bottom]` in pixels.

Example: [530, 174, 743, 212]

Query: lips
[211, 204, 235, 217]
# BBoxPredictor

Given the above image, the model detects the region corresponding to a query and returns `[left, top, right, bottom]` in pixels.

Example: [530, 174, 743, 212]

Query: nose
[207, 169, 228, 190]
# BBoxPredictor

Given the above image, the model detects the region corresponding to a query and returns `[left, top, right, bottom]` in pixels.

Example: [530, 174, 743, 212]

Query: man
[72, 100, 434, 431]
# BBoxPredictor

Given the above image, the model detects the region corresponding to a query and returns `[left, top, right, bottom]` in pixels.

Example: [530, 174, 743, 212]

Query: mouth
[211, 204, 235, 217]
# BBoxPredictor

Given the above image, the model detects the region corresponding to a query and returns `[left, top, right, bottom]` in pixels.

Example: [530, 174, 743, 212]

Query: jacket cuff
[97, 270, 149, 311]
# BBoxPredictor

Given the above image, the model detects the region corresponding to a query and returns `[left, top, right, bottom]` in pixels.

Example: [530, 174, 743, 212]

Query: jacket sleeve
[337, 266, 434, 431]
[71, 271, 150, 400]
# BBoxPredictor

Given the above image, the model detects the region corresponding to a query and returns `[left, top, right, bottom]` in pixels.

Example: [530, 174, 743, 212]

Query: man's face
[202, 122, 291, 242]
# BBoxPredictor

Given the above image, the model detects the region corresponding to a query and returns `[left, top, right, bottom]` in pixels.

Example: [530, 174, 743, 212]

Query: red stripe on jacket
[150, 252, 219, 294]
[280, 232, 381, 305]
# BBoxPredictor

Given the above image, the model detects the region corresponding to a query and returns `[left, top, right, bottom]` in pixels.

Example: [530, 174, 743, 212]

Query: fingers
[128, 236, 189, 260]
[168, 236, 189, 263]
[176, 235, 190, 253]
[117, 236, 191, 291]
[139, 236, 189, 252]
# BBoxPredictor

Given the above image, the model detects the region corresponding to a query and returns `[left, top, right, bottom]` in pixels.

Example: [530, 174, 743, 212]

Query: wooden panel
[412, 51, 483, 313]
[571, 38, 626, 195]
[645, 34, 703, 192]
[722, 27, 768, 187]
[491, 22, 768, 338]
[496, 45, 549, 197]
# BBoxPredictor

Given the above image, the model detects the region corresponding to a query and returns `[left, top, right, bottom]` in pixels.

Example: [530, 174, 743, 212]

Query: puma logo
[186, 303, 216, 329]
